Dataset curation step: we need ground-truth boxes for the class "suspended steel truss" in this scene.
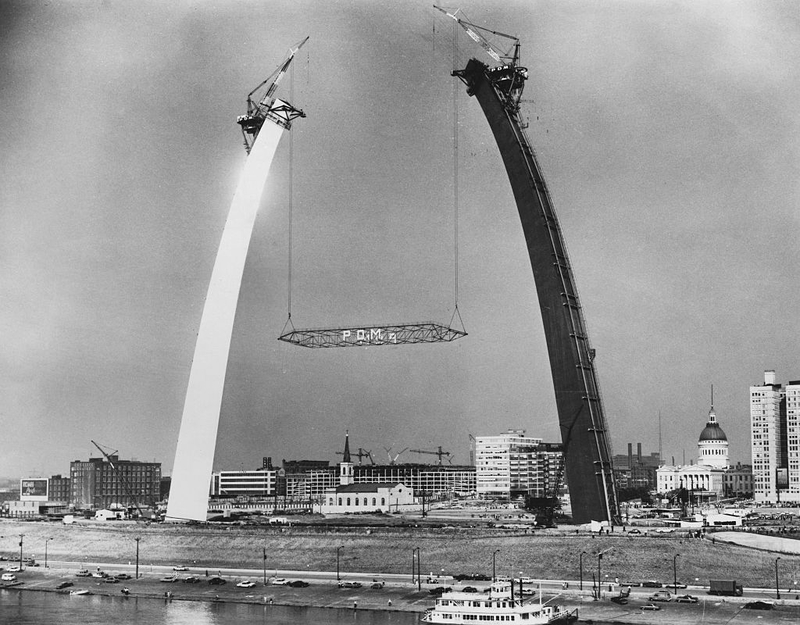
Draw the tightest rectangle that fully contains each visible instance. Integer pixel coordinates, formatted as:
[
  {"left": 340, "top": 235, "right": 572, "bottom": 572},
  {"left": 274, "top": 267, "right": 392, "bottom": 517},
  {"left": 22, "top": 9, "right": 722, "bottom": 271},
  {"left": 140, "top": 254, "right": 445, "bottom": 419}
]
[{"left": 278, "top": 322, "right": 466, "bottom": 348}]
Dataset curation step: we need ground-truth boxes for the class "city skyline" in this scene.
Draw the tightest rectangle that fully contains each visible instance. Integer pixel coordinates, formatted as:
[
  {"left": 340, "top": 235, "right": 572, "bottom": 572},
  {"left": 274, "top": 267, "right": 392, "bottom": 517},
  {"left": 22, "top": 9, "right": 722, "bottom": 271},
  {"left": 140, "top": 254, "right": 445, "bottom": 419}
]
[{"left": 2, "top": 1, "right": 798, "bottom": 479}]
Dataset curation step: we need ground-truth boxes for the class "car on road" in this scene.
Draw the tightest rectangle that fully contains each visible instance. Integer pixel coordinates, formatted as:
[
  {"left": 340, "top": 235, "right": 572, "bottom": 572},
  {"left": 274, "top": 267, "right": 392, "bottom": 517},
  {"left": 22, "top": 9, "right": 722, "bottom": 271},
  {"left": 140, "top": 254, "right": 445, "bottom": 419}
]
[
  {"left": 115, "top": 573, "right": 132, "bottom": 580},
  {"left": 1, "top": 573, "right": 17, "bottom": 582},
  {"left": 272, "top": 578, "right": 290, "bottom": 586},
  {"left": 641, "top": 603, "right": 661, "bottom": 611},
  {"left": 183, "top": 576, "right": 201, "bottom": 584},
  {"left": 290, "top": 580, "right": 310, "bottom": 588},
  {"left": 744, "top": 601, "right": 774, "bottom": 611},
  {"left": 160, "top": 575, "right": 180, "bottom": 583},
  {"left": 236, "top": 580, "right": 256, "bottom": 588},
  {"left": 463, "top": 586, "right": 478, "bottom": 593},
  {"left": 56, "top": 581, "right": 73, "bottom": 590},
  {"left": 675, "top": 594, "right": 698, "bottom": 603},
  {"left": 627, "top": 529, "right": 643, "bottom": 534},
  {"left": 173, "top": 565, "right": 189, "bottom": 571},
  {"left": 76, "top": 570, "right": 91, "bottom": 577},
  {"left": 649, "top": 591, "right": 672, "bottom": 602},
  {"left": 428, "top": 586, "right": 451, "bottom": 596},
  {"left": 338, "top": 580, "right": 362, "bottom": 589},
  {"left": 641, "top": 580, "right": 662, "bottom": 588},
  {"left": 208, "top": 577, "right": 227, "bottom": 585},
  {"left": 7, "top": 566, "right": 21, "bottom": 573}
]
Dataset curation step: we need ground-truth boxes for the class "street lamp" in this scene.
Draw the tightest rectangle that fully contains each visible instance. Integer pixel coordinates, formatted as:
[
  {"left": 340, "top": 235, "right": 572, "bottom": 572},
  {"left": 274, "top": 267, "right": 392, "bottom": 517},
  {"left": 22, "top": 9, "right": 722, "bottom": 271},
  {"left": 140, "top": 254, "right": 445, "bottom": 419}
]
[
  {"left": 579, "top": 551, "right": 587, "bottom": 591},
  {"left": 412, "top": 547, "right": 421, "bottom": 591},
  {"left": 775, "top": 557, "right": 781, "bottom": 599},
  {"left": 336, "top": 545, "right": 344, "bottom": 581},
  {"left": 18, "top": 534, "right": 24, "bottom": 571},
  {"left": 492, "top": 549, "right": 500, "bottom": 581},
  {"left": 673, "top": 553, "right": 680, "bottom": 594},
  {"left": 134, "top": 537, "right": 140, "bottom": 580},
  {"left": 44, "top": 537, "right": 53, "bottom": 569},
  {"left": 596, "top": 553, "right": 603, "bottom": 601}
]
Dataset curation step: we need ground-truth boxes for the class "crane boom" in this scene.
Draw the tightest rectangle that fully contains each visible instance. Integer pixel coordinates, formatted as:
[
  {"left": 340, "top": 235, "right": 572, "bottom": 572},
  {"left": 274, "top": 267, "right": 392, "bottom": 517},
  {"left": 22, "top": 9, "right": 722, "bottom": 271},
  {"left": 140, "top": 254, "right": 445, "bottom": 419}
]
[
  {"left": 91, "top": 440, "right": 146, "bottom": 519},
  {"left": 434, "top": 5, "right": 518, "bottom": 66}
]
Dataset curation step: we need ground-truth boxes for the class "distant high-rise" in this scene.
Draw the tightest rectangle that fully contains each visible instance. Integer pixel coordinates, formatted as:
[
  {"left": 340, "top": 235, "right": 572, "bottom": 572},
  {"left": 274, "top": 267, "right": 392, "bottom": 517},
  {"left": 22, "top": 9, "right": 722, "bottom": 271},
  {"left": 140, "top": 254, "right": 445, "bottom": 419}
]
[{"left": 750, "top": 370, "right": 794, "bottom": 503}]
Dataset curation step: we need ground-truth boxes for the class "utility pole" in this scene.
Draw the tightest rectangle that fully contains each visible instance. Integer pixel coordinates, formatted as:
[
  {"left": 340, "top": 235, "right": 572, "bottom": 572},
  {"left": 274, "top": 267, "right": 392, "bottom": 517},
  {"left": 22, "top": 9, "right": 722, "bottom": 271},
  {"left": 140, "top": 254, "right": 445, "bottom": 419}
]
[
  {"left": 263, "top": 547, "right": 267, "bottom": 586},
  {"left": 18, "top": 534, "right": 24, "bottom": 571},
  {"left": 134, "top": 537, "right": 140, "bottom": 579}
]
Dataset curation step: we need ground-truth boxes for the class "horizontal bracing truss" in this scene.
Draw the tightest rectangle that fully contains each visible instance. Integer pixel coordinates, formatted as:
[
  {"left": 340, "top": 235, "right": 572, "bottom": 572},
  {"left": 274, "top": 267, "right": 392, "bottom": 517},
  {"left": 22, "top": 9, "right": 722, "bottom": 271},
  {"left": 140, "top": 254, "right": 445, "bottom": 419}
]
[{"left": 278, "top": 322, "right": 467, "bottom": 348}]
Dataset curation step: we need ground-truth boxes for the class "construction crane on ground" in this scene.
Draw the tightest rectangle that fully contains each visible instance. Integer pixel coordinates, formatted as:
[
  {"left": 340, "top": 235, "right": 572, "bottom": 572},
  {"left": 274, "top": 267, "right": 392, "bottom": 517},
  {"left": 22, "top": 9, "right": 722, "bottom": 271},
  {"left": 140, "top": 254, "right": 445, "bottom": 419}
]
[
  {"left": 410, "top": 446, "right": 453, "bottom": 465},
  {"left": 236, "top": 35, "right": 309, "bottom": 152},
  {"left": 384, "top": 447, "right": 409, "bottom": 465},
  {"left": 336, "top": 447, "right": 375, "bottom": 465},
  {"left": 90, "top": 440, "right": 146, "bottom": 520}
]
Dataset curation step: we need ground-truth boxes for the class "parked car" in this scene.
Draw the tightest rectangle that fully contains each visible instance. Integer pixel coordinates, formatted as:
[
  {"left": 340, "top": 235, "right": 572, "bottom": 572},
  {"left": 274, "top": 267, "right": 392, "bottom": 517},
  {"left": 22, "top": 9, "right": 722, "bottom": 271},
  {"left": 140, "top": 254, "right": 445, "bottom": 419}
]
[
  {"left": 56, "top": 581, "right": 73, "bottom": 590},
  {"left": 290, "top": 580, "right": 310, "bottom": 588},
  {"left": 610, "top": 596, "right": 628, "bottom": 605},
  {"left": 208, "top": 577, "right": 227, "bottom": 585},
  {"left": 1, "top": 573, "right": 17, "bottom": 582},
  {"left": 642, "top": 580, "right": 663, "bottom": 588},
  {"left": 339, "top": 580, "right": 362, "bottom": 589},
  {"left": 463, "top": 586, "right": 478, "bottom": 593},
  {"left": 649, "top": 591, "right": 672, "bottom": 602},
  {"left": 172, "top": 565, "right": 189, "bottom": 571},
  {"left": 641, "top": 603, "right": 661, "bottom": 611},
  {"left": 370, "top": 581, "right": 385, "bottom": 589},
  {"left": 628, "top": 528, "right": 643, "bottom": 534},
  {"left": 183, "top": 576, "right": 201, "bottom": 584},
  {"left": 236, "top": 580, "right": 256, "bottom": 588},
  {"left": 91, "top": 571, "right": 107, "bottom": 579},
  {"left": 7, "top": 566, "right": 21, "bottom": 573},
  {"left": 76, "top": 569, "right": 91, "bottom": 577},
  {"left": 428, "top": 586, "right": 451, "bottom": 596},
  {"left": 160, "top": 575, "right": 179, "bottom": 583},
  {"left": 115, "top": 573, "right": 132, "bottom": 580},
  {"left": 675, "top": 594, "right": 698, "bottom": 603},
  {"left": 272, "top": 578, "right": 290, "bottom": 586},
  {"left": 744, "top": 601, "right": 774, "bottom": 611}
]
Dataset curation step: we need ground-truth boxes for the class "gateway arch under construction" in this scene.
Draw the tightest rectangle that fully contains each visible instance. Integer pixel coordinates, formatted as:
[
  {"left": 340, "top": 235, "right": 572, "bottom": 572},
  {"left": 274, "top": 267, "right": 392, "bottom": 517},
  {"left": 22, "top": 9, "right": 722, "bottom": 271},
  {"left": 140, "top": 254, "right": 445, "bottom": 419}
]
[{"left": 450, "top": 54, "right": 619, "bottom": 522}]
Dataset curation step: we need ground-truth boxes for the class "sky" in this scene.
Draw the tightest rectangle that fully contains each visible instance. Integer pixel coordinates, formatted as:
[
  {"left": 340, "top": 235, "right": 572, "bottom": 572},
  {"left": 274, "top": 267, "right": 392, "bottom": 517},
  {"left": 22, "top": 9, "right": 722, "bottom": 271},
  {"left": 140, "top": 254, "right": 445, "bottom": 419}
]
[{"left": 2, "top": 0, "right": 798, "bottom": 479}]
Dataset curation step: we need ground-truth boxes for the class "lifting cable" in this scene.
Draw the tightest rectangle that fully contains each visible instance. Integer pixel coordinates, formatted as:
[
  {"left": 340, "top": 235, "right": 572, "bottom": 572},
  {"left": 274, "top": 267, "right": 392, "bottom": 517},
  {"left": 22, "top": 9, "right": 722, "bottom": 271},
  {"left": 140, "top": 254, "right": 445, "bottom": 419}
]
[
  {"left": 450, "top": 16, "right": 466, "bottom": 333},
  {"left": 281, "top": 57, "right": 297, "bottom": 337}
]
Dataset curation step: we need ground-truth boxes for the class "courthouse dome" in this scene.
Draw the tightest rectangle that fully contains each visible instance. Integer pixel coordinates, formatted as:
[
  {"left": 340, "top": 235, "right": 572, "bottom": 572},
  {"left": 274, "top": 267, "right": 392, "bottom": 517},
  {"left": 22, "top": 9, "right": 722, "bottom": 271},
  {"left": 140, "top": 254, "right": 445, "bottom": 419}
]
[{"left": 699, "top": 407, "right": 727, "bottom": 442}]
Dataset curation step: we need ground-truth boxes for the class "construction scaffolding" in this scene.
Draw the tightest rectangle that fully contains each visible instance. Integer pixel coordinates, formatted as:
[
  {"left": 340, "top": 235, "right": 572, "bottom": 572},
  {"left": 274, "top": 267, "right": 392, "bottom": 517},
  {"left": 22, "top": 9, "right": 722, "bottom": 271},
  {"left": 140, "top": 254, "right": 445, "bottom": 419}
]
[{"left": 278, "top": 322, "right": 466, "bottom": 348}]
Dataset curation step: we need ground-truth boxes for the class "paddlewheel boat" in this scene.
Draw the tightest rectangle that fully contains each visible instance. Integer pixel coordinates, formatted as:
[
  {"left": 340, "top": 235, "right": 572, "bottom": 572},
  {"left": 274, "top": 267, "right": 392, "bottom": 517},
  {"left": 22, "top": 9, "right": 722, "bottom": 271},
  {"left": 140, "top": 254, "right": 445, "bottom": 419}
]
[{"left": 421, "top": 582, "right": 578, "bottom": 624}]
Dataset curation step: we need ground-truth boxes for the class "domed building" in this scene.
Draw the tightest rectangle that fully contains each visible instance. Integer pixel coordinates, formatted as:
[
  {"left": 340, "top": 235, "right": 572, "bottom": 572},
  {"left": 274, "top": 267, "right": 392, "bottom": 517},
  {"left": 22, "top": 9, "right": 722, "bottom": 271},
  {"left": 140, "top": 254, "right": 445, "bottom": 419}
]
[
  {"left": 697, "top": 406, "right": 729, "bottom": 469},
  {"left": 657, "top": 398, "right": 751, "bottom": 501}
]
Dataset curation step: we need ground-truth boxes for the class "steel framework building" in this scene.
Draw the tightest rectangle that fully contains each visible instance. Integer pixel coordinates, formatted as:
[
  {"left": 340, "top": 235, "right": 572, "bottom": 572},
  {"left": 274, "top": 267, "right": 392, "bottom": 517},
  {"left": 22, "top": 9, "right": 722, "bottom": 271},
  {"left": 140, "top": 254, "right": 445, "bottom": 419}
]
[{"left": 453, "top": 58, "right": 619, "bottom": 523}]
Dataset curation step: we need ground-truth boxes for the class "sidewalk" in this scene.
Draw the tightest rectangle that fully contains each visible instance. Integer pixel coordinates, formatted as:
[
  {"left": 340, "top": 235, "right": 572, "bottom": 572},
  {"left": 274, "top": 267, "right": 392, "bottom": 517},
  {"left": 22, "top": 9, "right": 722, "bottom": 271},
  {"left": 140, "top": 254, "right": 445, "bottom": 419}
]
[{"left": 713, "top": 531, "right": 800, "bottom": 555}]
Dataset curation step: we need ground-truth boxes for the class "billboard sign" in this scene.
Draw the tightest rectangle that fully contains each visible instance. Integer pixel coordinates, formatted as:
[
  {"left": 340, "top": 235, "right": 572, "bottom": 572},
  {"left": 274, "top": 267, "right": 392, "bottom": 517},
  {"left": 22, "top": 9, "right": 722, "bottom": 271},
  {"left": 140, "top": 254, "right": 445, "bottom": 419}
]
[{"left": 20, "top": 478, "right": 49, "bottom": 502}]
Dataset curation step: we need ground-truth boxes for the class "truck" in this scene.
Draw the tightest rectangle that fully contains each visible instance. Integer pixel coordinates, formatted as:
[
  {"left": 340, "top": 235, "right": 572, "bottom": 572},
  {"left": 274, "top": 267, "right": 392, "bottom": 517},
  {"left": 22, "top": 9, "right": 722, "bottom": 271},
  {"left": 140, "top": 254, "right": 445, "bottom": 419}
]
[{"left": 709, "top": 580, "right": 743, "bottom": 596}]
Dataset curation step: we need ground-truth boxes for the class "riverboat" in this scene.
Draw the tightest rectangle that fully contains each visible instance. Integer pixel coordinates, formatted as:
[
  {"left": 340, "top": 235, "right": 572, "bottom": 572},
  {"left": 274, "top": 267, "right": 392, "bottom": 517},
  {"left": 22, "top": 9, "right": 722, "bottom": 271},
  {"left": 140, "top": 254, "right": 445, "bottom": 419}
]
[{"left": 421, "top": 582, "right": 578, "bottom": 624}]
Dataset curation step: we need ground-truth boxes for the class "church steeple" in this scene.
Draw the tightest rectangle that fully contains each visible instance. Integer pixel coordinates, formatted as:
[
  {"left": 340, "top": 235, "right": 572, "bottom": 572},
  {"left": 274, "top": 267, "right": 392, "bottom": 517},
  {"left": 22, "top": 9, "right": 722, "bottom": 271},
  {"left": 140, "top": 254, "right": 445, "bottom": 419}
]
[
  {"left": 339, "top": 431, "right": 354, "bottom": 485},
  {"left": 342, "top": 431, "right": 351, "bottom": 463}
]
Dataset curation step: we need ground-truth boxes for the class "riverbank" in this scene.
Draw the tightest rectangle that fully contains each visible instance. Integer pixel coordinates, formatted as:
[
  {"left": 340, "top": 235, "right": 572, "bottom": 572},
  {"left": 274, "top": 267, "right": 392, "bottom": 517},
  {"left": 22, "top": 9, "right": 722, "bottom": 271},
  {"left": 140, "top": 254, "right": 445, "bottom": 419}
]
[
  {"left": 4, "top": 566, "right": 800, "bottom": 624},
  {"left": 3, "top": 517, "right": 800, "bottom": 624}
]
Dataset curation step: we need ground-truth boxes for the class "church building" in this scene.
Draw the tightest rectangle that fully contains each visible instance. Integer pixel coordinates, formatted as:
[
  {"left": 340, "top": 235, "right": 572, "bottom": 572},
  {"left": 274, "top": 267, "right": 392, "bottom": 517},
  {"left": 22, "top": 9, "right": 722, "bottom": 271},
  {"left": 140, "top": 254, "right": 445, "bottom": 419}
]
[{"left": 320, "top": 433, "right": 415, "bottom": 514}]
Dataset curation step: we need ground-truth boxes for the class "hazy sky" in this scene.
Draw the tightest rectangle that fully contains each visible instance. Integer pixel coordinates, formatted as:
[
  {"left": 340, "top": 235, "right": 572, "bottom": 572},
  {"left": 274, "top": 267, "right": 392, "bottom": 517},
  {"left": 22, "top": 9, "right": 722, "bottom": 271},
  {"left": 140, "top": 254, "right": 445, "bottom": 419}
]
[{"left": 2, "top": 1, "right": 798, "bottom": 479}]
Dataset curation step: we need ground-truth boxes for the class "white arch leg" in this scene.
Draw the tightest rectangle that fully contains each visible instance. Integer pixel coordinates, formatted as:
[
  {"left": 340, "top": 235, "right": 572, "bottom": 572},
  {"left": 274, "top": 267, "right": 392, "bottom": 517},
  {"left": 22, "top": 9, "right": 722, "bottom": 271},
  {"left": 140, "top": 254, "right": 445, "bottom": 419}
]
[{"left": 165, "top": 118, "right": 285, "bottom": 522}]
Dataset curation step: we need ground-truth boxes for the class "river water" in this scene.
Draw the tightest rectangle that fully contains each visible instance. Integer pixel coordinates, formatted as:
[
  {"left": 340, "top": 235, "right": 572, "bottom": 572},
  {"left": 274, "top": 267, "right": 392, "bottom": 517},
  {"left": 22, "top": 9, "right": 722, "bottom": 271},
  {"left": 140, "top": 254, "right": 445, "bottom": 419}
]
[{"left": 0, "top": 589, "right": 420, "bottom": 625}]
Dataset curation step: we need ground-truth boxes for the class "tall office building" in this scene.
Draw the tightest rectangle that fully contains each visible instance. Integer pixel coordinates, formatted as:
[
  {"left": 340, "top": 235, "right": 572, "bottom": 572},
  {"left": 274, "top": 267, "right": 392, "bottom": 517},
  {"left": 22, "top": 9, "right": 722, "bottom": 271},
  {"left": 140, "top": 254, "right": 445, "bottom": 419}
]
[
  {"left": 474, "top": 429, "right": 563, "bottom": 499},
  {"left": 750, "top": 370, "right": 796, "bottom": 503}
]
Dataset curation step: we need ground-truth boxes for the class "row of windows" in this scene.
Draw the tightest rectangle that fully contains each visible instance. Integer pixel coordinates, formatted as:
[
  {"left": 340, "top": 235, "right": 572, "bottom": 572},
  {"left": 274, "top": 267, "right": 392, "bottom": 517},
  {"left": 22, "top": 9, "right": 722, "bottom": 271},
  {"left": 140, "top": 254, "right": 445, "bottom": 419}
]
[{"left": 331, "top": 497, "right": 387, "bottom": 507}]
